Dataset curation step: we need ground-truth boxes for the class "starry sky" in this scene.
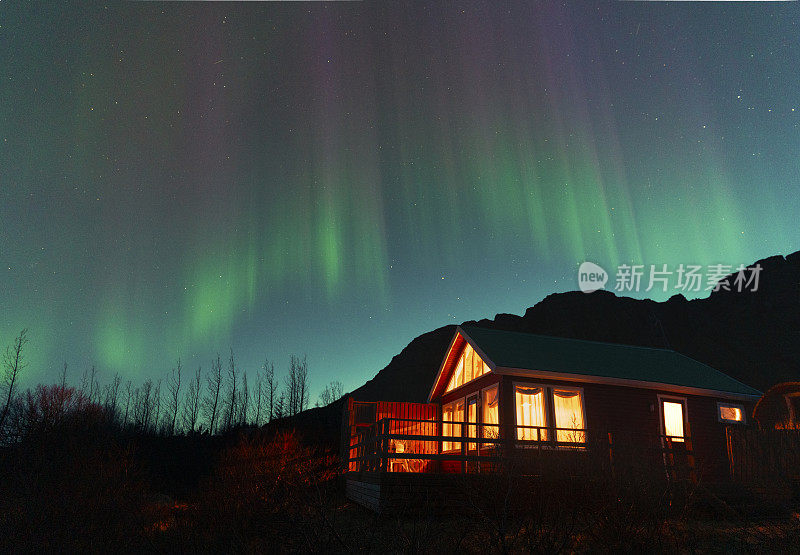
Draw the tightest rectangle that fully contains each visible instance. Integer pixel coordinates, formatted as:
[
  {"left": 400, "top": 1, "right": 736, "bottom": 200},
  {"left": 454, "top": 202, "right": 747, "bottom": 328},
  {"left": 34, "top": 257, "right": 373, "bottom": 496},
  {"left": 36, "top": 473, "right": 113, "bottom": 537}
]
[{"left": 1, "top": 1, "right": 798, "bottom": 398}]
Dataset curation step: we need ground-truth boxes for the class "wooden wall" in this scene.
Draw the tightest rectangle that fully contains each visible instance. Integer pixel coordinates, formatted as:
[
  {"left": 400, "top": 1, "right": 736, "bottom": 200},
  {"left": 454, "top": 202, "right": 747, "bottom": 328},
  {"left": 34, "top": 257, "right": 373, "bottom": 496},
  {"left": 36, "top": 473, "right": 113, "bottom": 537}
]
[{"left": 497, "top": 374, "right": 756, "bottom": 481}]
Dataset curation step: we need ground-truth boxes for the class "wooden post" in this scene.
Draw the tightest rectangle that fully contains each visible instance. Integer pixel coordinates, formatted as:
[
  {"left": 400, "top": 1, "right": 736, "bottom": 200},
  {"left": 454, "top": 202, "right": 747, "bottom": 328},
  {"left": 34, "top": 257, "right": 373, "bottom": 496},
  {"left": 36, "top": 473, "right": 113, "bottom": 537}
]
[
  {"left": 607, "top": 431, "right": 614, "bottom": 478},
  {"left": 461, "top": 416, "right": 467, "bottom": 474},
  {"left": 725, "top": 427, "right": 735, "bottom": 480},
  {"left": 684, "top": 420, "right": 697, "bottom": 483},
  {"left": 499, "top": 377, "right": 516, "bottom": 456},
  {"left": 379, "top": 418, "right": 389, "bottom": 472}
]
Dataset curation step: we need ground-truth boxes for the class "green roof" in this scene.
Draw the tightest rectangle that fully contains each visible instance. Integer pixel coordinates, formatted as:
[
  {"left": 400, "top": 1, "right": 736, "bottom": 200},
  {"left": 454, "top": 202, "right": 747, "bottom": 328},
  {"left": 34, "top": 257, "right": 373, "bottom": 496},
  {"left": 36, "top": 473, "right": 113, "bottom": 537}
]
[{"left": 460, "top": 326, "right": 762, "bottom": 398}]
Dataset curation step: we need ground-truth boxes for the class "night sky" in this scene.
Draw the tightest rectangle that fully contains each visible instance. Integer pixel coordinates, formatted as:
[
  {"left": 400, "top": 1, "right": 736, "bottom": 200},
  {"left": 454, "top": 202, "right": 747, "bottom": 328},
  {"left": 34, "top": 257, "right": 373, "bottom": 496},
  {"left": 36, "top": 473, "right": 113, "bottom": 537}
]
[{"left": 2, "top": 2, "right": 798, "bottom": 397}]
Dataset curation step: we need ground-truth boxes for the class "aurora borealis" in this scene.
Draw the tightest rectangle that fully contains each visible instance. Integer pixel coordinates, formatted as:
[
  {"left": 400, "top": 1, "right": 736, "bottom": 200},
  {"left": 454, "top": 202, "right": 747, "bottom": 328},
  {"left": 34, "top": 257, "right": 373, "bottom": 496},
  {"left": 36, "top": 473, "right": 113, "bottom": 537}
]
[{"left": 1, "top": 2, "right": 798, "bottom": 396}]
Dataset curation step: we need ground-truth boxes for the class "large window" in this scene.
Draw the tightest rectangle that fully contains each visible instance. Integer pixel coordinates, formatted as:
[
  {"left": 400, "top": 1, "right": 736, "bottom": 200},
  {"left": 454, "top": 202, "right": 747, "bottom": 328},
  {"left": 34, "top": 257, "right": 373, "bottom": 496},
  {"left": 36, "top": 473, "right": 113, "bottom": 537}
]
[
  {"left": 482, "top": 385, "right": 499, "bottom": 439},
  {"left": 553, "top": 389, "right": 586, "bottom": 443},
  {"left": 515, "top": 386, "right": 548, "bottom": 441},
  {"left": 442, "top": 399, "right": 464, "bottom": 452},
  {"left": 514, "top": 384, "right": 587, "bottom": 444},
  {"left": 443, "top": 386, "right": 500, "bottom": 452},
  {"left": 445, "top": 343, "right": 489, "bottom": 392}
]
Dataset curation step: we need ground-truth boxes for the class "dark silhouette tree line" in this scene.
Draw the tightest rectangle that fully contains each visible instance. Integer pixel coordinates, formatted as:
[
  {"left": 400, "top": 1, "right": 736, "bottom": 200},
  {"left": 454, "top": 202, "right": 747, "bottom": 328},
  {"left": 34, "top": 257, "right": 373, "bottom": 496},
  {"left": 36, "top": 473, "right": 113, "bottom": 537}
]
[{"left": 0, "top": 328, "right": 347, "bottom": 443}]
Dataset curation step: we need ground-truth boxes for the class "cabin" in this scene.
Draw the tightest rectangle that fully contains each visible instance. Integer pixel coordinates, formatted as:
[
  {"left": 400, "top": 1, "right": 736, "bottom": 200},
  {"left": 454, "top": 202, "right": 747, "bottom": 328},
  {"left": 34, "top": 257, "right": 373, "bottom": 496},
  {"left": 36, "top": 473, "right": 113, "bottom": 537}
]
[{"left": 343, "top": 326, "right": 763, "bottom": 511}]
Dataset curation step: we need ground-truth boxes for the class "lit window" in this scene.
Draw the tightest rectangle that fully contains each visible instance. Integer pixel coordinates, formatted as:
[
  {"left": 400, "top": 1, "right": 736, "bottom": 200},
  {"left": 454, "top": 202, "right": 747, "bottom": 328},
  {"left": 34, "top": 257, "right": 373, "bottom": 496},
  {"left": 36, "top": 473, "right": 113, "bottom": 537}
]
[
  {"left": 553, "top": 389, "right": 586, "bottom": 443},
  {"left": 467, "top": 397, "right": 478, "bottom": 450},
  {"left": 446, "top": 356, "right": 463, "bottom": 392},
  {"left": 515, "top": 386, "right": 547, "bottom": 441},
  {"left": 482, "top": 385, "right": 499, "bottom": 439},
  {"left": 445, "top": 343, "right": 489, "bottom": 392},
  {"left": 464, "top": 346, "right": 474, "bottom": 384},
  {"left": 663, "top": 401, "right": 685, "bottom": 442},
  {"left": 443, "top": 400, "right": 464, "bottom": 451},
  {"left": 718, "top": 402, "right": 745, "bottom": 424}
]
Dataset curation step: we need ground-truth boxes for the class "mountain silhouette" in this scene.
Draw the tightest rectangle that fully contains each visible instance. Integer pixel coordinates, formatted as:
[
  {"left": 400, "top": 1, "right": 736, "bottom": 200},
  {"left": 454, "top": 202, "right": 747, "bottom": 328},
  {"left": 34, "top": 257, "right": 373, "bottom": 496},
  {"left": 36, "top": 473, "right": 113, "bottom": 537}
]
[{"left": 290, "top": 251, "right": 800, "bottom": 442}]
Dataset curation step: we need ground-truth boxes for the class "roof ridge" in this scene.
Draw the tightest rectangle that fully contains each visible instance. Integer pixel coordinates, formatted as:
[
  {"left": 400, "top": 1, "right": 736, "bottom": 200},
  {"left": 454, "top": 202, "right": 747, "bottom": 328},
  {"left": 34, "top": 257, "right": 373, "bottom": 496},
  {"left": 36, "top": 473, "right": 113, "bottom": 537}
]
[
  {"left": 670, "top": 351, "right": 762, "bottom": 395},
  {"left": 460, "top": 324, "right": 676, "bottom": 353}
]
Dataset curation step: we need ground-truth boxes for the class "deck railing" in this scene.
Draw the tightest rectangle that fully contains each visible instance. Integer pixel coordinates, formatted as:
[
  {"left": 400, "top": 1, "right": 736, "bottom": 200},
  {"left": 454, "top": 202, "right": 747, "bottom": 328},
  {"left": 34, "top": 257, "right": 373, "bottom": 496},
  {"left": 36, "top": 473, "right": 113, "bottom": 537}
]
[{"left": 346, "top": 417, "right": 695, "bottom": 479}]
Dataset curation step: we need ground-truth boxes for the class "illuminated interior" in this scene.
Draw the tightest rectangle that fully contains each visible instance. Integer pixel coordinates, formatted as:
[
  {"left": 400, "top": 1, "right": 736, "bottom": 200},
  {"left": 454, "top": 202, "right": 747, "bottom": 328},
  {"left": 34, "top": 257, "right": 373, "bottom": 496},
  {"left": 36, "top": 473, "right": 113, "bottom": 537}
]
[
  {"left": 719, "top": 403, "right": 744, "bottom": 423},
  {"left": 553, "top": 389, "right": 586, "bottom": 443},
  {"left": 445, "top": 342, "right": 489, "bottom": 392},
  {"left": 482, "top": 385, "right": 499, "bottom": 439},
  {"left": 442, "top": 399, "right": 464, "bottom": 452},
  {"left": 662, "top": 400, "right": 685, "bottom": 442},
  {"left": 467, "top": 397, "right": 478, "bottom": 450},
  {"left": 515, "top": 385, "right": 587, "bottom": 443},
  {"left": 515, "top": 385, "right": 548, "bottom": 441}
]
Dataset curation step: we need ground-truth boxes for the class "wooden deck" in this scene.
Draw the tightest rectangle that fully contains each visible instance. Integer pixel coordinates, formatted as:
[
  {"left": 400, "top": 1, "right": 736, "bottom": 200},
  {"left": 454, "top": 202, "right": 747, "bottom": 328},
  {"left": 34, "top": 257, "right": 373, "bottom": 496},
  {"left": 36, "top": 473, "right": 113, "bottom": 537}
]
[
  {"left": 342, "top": 399, "right": 702, "bottom": 512},
  {"left": 344, "top": 419, "right": 696, "bottom": 511},
  {"left": 346, "top": 471, "right": 509, "bottom": 513}
]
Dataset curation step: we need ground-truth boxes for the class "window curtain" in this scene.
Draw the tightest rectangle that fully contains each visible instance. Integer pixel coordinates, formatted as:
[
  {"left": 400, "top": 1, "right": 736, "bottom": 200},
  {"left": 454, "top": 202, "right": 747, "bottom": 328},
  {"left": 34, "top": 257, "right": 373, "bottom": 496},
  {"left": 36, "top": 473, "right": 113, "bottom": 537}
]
[
  {"left": 553, "top": 390, "right": 586, "bottom": 443},
  {"left": 482, "top": 386, "right": 499, "bottom": 439},
  {"left": 719, "top": 405, "right": 742, "bottom": 422},
  {"left": 662, "top": 401, "right": 685, "bottom": 442},
  {"left": 515, "top": 386, "right": 547, "bottom": 440}
]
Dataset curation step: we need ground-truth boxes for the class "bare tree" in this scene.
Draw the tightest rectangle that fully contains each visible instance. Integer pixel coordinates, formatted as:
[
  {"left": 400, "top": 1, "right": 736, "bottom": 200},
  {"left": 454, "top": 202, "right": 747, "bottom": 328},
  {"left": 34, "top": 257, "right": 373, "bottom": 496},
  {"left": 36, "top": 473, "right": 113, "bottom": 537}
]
[
  {"left": 317, "top": 380, "right": 344, "bottom": 407},
  {"left": 104, "top": 373, "right": 122, "bottom": 419},
  {"left": 132, "top": 379, "right": 153, "bottom": 433},
  {"left": 152, "top": 379, "right": 162, "bottom": 434},
  {"left": 286, "top": 359, "right": 297, "bottom": 417},
  {"left": 59, "top": 361, "right": 68, "bottom": 389},
  {"left": 182, "top": 366, "right": 202, "bottom": 433},
  {"left": 203, "top": 354, "right": 223, "bottom": 434},
  {"left": 264, "top": 359, "right": 276, "bottom": 423},
  {"left": 0, "top": 329, "right": 28, "bottom": 439},
  {"left": 238, "top": 371, "right": 249, "bottom": 426},
  {"left": 167, "top": 358, "right": 182, "bottom": 435},
  {"left": 123, "top": 380, "right": 132, "bottom": 426},
  {"left": 224, "top": 348, "right": 238, "bottom": 430},
  {"left": 80, "top": 366, "right": 99, "bottom": 403},
  {"left": 297, "top": 356, "right": 309, "bottom": 414},
  {"left": 254, "top": 365, "right": 264, "bottom": 426},
  {"left": 285, "top": 355, "right": 310, "bottom": 416}
]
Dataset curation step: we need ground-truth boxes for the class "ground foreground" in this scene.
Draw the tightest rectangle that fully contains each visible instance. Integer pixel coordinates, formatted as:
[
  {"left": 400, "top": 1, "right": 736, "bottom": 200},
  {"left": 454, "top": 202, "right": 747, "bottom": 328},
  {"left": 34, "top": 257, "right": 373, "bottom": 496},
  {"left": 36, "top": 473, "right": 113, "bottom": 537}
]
[{"left": 1, "top": 424, "right": 799, "bottom": 553}]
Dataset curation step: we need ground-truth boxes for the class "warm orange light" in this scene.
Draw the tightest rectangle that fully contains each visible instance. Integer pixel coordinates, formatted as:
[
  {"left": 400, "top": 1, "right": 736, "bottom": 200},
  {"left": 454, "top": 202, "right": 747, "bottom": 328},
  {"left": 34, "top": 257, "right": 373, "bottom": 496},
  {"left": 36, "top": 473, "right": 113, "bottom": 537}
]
[
  {"left": 515, "top": 386, "right": 547, "bottom": 440},
  {"left": 553, "top": 389, "right": 585, "bottom": 443},
  {"left": 663, "top": 401, "right": 685, "bottom": 442},
  {"left": 445, "top": 343, "right": 489, "bottom": 393},
  {"left": 482, "top": 385, "right": 499, "bottom": 439},
  {"left": 719, "top": 405, "right": 743, "bottom": 422}
]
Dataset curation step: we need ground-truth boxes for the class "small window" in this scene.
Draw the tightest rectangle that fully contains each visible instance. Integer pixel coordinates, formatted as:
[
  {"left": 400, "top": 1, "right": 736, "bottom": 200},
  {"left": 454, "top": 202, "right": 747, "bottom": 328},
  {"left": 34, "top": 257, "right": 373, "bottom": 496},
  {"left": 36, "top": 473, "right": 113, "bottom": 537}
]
[{"left": 718, "top": 402, "right": 746, "bottom": 424}]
